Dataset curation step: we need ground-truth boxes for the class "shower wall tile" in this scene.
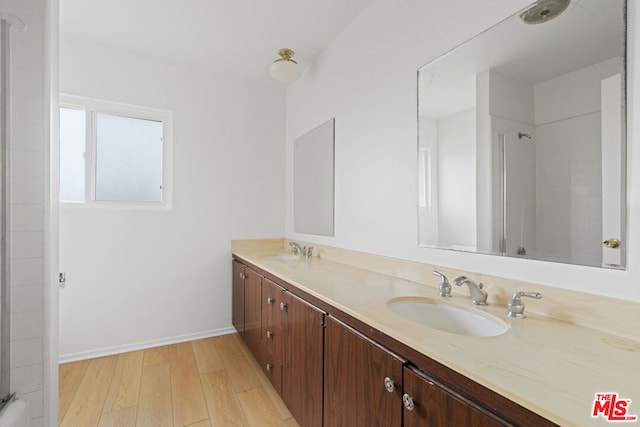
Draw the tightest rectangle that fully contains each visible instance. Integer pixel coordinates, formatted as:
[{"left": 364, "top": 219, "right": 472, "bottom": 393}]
[
  {"left": 10, "top": 17, "right": 43, "bottom": 49},
  {"left": 6, "top": 0, "right": 45, "bottom": 21},
  {"left": 10, "top": 338, "right": 42, "bottom": 368},
  {"left": 9, "top": 205, "right": 43, "bottom": 231},
  {"left": 10, "top": 285, "right": 43, "bottom": 313},
  {"left": 12, "top": 67, "right": 43, "bottom": 99},
  {"left": 10, "top": 149, "right": 44, "bottom": 177},
  {"left": 11, "top": 95, "right": 45, "bottom": 125},
  {"left": 9, "top": 176, "right": 43, "bottom": 204},
  {"left": 12, "top": 40, "right": 44, "bottom": 73},
  {"left": 11, "top": 122, "right": 45, "bottom": 151},
  {"left": 535, "top": 81, "right": 604, "bottom": 266},
  {"left": 11, "top": 312, "right": 43, "bottom": 341},
  {"left": 10, "top": 231, "right": 44, "bottom": 259},
  {"left": 10, "top": 258, "right": 43, "bottom": 286},
  {"left": 10, "top": 363, "right": 43, "bottom": 394},
  {"left": 6, "top": 0, "right": 47, "bottom": 423},
  {"left": 22, "top": 390, "right": 43, "bottom": 419}
]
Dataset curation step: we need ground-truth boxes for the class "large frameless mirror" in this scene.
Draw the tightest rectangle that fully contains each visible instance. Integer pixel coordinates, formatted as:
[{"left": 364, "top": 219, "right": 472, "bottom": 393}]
[
  {"left": 418, "top": 0, "right": 626, "bottom": 269},
  {"left": 294, "top": 118, "right": 335, "bottom": 236}
]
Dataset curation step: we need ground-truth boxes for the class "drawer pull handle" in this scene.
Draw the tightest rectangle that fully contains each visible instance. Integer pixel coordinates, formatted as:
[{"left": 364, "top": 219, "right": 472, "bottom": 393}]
[
  {"left": 384, "top": 377, "right": 395, "bottom": 393},
  {"left": 403, "top": 393, "right": 415, "bottom": 411}
]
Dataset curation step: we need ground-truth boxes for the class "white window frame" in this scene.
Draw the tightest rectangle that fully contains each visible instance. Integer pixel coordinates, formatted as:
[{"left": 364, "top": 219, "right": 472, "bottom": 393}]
[{"left": 59, "top": 94, "right": 174, "bottom": 210}]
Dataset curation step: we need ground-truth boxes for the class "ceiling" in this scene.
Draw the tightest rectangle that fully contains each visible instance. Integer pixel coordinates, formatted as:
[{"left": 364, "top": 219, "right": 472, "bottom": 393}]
[
  {"left": 418, "top": 0, "right": 625, "bottom": 119},
  {"left": 60, "top": 0, "right": 370, "bottom": 84}
]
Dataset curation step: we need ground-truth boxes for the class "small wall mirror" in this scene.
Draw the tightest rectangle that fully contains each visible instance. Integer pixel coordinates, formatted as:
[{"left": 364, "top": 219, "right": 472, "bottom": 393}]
[
  {"left": 294, "top": 118, "right": 335, "bottom": 236},
  {"left": 418, "top": 0, "right": 626, "bottom": 269}
]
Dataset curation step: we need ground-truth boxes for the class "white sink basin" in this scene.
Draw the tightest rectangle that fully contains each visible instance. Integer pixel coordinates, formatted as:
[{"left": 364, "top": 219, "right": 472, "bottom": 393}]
[
  {"left": 262, "top": 254, "right": 300, "bottom": 261},
  {"left": 387, "top": 297, "right": 508, "bottom": 337}
]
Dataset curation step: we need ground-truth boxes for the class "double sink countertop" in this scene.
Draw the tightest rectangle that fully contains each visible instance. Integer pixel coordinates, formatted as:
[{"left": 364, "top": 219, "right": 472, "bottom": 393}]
[{"left": 232, "top": 242, "right": 640, "bottom": 426}]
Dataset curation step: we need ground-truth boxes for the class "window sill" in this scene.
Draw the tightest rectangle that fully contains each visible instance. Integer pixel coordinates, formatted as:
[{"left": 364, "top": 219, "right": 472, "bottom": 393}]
[{"left": 60, "top": 201, "right": 173, "bottom": 211}]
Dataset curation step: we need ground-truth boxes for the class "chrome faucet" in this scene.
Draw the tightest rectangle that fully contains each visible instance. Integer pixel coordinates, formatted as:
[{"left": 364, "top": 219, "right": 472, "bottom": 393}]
[
  {"left": 289, "top": 242, "right": 302, "bottom": 255},
  {"left": 507, "top": 292, "right": 542, "bottom": 318},
  {"left": 453, "top": 276, "right": 488, "bottom": 305},
  {"left": 302, "top": 246, "right": 313, "bottom": 258},
  {"left": 432, "top": 270, "right": 451, "bottom": 297}
]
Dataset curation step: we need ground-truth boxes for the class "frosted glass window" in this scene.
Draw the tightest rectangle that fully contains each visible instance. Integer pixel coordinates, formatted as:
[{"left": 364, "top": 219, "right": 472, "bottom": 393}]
[
  {"left": 59, "top": 107, "right": 86, "bottom": 202},
  {"left": 95, "top": 113, "right": 163, "bottom": 202}
]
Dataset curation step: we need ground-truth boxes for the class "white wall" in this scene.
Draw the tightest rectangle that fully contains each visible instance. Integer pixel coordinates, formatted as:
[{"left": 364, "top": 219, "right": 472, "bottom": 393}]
[
  {"left": 3, "top": 0, "right": 49, "bottom": 425},
  {"left": 489, "top": 70, "right": 534, "bottom": 125},
  {"left": 286, "top": 0, "right": 640, "bottom": 302},
  {"left": 59, "top": 36, "right": 285, "bottom": 359}
]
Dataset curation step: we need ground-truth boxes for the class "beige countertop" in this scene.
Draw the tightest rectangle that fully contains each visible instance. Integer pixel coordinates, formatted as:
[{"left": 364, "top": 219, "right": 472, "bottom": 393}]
[{"left": 232, "top": 242, "right": 640, "bottom": 427}]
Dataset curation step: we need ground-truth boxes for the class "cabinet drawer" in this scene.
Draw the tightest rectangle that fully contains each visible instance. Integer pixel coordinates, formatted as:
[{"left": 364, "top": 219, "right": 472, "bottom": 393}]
[
  {"left": 263, "top": 354, "right": 283, "bottom": 396},
  {"left": 403, "top": 365, "right": 504, "bottom": 427},
  {"left": 263, "top": 278, "right": 284, "bottom": 327},
  {"left": 263, "top": 324, "right": 282, "bottom": 361}
]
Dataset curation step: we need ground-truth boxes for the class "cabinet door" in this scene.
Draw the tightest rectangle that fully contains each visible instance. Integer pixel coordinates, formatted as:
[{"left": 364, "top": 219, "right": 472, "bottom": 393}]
[
  {"left": 231, "top": 260, "right": 245, "bottom": 337},
  {"left": 403, "top": 366, "right": 503, "bottom": 427},
  {"left": 324, "top": 317, "right": 403, "bottom": 427},
  {"left": 243, "top": 267, "right": 263, "bottom": 363},
  {"left": 262, "top": 278, "right": 284, "bottom": 395},
  {"left": 282, "top": 291, "right": 324, "bottom": 427}
]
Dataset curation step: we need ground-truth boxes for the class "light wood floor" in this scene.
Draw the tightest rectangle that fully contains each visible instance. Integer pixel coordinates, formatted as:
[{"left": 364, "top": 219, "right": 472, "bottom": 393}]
[{"left": 59, "top": 333, "right": 300, "bottom": 427}]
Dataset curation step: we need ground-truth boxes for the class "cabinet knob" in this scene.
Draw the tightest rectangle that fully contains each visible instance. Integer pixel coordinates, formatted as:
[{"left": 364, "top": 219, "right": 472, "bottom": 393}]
[
  {"left": 240, "top": 272, "right": 246, "bottom": 279},
  {"left": 267, "top": 297, "right": 274, "bottom": 305},
  {"left": 402, "top": 393, "right": 415, "bottom": 411},
  {"left": 280, "top": 302, "right": 287, "bottom": 311},
  {"left": 384, "top": 377, "right": 395, "bottom": 393},
  {"left": 266, "top": 363, "right": 272, "bottom": 372},
  {"left": 266, "top": 330, "right": 273, "bottom": 339}
]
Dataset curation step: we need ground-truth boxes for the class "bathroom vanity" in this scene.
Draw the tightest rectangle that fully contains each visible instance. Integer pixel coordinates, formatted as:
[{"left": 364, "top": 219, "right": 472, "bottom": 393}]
[
  {"left": 230, "top": 239, "right": 639, "bottom": 426},
  {"left": 233, "top": 256, "right": 528, "bottom": 426}
]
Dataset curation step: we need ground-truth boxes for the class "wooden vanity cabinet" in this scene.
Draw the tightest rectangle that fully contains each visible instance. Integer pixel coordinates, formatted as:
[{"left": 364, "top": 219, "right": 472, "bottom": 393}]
[
  {"left": 261, "top": 278, "right": 284, "bottom": 394},
  {"left": 324, "top": 316, "right": 404, "bottom": 427},
  {"left": 231, "top": 257, "right": 555, "bottom": 427},
  {"left": 403, "top": 365, "right": 504, "bottom": 427},
  {"left": 323, "top": 316, "right": 501, "bottom": 427},
  {"left": 231, "top": 260, "right": 246, "bottom": 337},
  {"left": 281, "top": 291, "right": 325, "bottom": 427},
  {"left": 243, "top": 266, "right": 263, "bottom": 364},
  {"left": 232, "top": 259, "right": 325, "bottom": 426}
]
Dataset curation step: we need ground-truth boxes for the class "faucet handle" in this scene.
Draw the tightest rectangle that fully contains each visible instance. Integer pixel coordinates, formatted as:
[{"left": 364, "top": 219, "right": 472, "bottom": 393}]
[
  {"left": 432, "top": 270, "right": 451, "bottom": 297},
  {"left": 507, "top": 292, "right": 542, "bottom": 318},
  {"left": 303, "top": 246, "right": 314, "bottom": 258},
  {"left": 433, "top": 270, "right": 447, "bottom": 280},
  {"left": 289, "top": 241, "right": 300, "bottom": 254}
]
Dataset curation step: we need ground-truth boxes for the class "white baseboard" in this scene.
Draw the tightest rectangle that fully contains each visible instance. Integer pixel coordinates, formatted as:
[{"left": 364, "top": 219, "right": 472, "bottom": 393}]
[{"left": 58, "top": 326, "right": 237, "bottom": 364}]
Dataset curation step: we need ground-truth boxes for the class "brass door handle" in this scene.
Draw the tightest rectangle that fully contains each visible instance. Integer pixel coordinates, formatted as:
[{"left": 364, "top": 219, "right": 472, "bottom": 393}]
[{"left": 604, "top": 238, "right": 620, "bottom": 248}]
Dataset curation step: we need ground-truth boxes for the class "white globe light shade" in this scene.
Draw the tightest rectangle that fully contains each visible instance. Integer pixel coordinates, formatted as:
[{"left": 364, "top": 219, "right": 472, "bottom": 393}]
[{"left": 269, "top": 59, "right": 301, "bottom": 83}]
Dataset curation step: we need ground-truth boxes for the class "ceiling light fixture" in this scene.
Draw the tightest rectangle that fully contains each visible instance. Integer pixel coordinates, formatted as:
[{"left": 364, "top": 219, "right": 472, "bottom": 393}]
[{"left": 269, "top": 48, "right": 301, "bottom": 83}]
